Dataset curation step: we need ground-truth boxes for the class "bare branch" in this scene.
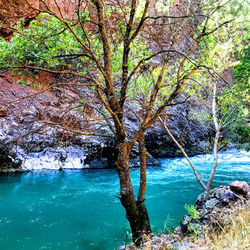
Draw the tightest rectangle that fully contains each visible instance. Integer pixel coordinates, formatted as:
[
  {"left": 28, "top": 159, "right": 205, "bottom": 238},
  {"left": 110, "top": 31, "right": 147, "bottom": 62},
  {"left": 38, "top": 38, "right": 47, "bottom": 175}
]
[{"left": 159, "top": 116, "right": 208, "bottom": 190}]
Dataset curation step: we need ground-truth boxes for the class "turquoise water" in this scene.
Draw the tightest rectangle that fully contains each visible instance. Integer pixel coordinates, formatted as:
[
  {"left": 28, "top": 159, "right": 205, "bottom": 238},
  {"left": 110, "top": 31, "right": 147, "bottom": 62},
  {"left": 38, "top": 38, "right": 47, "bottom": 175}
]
[{"left": 0, "top": 150, "right": 249, "bottom": 250}]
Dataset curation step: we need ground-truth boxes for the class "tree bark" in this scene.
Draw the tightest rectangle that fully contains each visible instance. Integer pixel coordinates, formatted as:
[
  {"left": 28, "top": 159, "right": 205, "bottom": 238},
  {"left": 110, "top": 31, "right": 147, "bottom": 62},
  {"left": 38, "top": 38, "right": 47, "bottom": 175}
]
[
  {"left": 207, "top": 82, "right": 220, "bottom": 189},
  {"left": 137, "top": 132, "right": 151, "bottom": 237},
  {"left": 116, "top": 139, "right": 151, "bottom": 245},
  {"left": 138, "top": 132, "right": 147, "bottom": 199}
]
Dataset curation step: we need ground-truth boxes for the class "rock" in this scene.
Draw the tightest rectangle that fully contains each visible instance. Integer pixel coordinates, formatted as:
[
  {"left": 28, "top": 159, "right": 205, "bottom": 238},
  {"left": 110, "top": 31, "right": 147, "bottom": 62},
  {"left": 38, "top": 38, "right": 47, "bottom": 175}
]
[
  {"left": 21, "top": 146, "right": 87, "bottom": 170},
  {"left": 151, "top": 236, "right": 162, "bottom": 244},
  {"left": 187, "top": 222, "right": 204, "bottom": 235},
  {"left": 180, "top": 215, "right": 191, "bottom": 233},
  {"left": 204, "top": 198, "right": 219, "bottom": 210},
  {"left": 129, "top": 154, "right": 161, "bottom": 168},
  {"left": 181, "top": 239, "right": 196, "bottom": 248},
  {"left": 246, "top": 192, "right": 250, "bottom": 199},
  {"left": 0, "top": 73, "right": 215, "bottom": 172},
  {"left": 89, "top": 158, "right": 108, "bottom": 169},
  {"left": 146, "top": 153, "right": 161, "bottom": 166},
  {"left": 230, "top": 181, "right": 250, "bottom": 195},
  {"left": 0, "top": 0, "right": 86, "bottom": 40},
  {"left": 0, "top": 0, "right": 39, "bottom": 40},
  {"left": 196, "top": 186, "right": 229, "bottom": 209},
  {"left": 220, "top": 191, "right": 236, "bottom": 204},
  {"left": 145, "top": 100, "right": 213, "bottom": 158}
]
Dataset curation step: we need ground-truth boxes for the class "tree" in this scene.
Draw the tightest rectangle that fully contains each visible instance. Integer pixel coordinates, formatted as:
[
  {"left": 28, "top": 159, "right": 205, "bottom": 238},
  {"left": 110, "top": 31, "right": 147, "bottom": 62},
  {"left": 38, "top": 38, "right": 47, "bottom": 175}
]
[
  {"left": 159, "top": 79, "right": 220, "bottom": 191},
  {"left": 159, "top": 0, "right": 249, "bottom": 191},
  {"left": 0, "top": 0, "right": 234, "bottom": 244}
]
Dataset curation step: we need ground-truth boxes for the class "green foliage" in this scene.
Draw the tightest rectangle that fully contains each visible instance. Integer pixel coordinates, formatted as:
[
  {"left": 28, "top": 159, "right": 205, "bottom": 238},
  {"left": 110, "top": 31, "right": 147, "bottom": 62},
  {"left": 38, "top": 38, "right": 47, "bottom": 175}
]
[
  {"left": 219, "top": 44, "right": 249, "bottom": 145},
  {"left": 155, "top": 0, "right": 174, "bottom": 13},
  {"left": 17, "top": 79, "right": 26, "bottom": 85},
  {"left": 188, "top": 0, "right": 249, "bottom": 147},
  {"left": 244, "top": 144, "right": 250, "bottom": 151},
  {"left": 185, "top": 204, "right": 200, "bottom": 221},
  {"left": 187, "top": 223, "right": 201, "bottom": 236},
  {"left": 0, "top": 13, "right": 82, "bottom": 71},
  {"left": 185, "top": 204, "right": 202, "bottom": 236},
  {"left": 17, "top": 79, "right": 41, "bottom": 88},
  {"left": 233, "top": 46, "right": 250, "bottom": 88}
]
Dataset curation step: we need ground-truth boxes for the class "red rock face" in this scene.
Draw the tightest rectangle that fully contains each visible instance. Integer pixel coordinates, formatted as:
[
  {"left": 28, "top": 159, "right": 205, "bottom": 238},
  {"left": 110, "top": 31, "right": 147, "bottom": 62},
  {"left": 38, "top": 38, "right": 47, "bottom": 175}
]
[
  {"left": 0, "top": 0, "right": 86, "bottom": 40},
  {"left": 0, "top": 72, "right": 94, "bottom": 130},
  {"left": 0, "top": 0, "right": 197, "bottom": 41},
  {"left": 0, "top": 0, "right": 39, "bottom": 40}
]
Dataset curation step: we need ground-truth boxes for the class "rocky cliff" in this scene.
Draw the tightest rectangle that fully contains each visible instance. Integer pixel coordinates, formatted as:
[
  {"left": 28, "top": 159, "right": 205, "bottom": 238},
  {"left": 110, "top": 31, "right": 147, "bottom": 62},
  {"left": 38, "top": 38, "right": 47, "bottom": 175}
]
[{"left": 0, "top": 72, "right": 213, "bottom": 171}]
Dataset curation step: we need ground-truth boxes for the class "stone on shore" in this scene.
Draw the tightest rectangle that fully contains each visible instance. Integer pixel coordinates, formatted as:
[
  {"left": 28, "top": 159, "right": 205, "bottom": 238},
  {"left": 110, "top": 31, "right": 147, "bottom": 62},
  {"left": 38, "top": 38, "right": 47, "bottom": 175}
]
[{"left": 230, "top": 180, "right": 250, "bottom": 195}]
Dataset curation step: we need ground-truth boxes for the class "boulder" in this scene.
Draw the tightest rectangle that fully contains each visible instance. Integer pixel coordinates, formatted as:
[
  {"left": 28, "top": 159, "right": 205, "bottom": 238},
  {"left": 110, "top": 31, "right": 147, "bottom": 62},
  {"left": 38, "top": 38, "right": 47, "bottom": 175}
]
[
  {"left": 195, "top": 186, "right": 229, "bottom": 210},
  {"left": 220, "top": 191, "right": 237, "bottom": 204},
  {"left": 204, "top": 198, "right": 219, "bottom": 210},
  {"left": 230, "top": 181, "right": 250, "bottom": 195},
  {"left": 246, "top": 192, "right": 250, "bottom": 199},
  {"left": 180, "top": 215, "right": 191, "bottom": 233}
]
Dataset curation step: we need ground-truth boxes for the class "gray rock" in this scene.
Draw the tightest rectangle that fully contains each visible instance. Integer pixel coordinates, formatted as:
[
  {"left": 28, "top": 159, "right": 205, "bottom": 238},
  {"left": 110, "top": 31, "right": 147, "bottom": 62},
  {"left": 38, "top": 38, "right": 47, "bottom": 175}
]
[
  {"left": 196, "top": 186, "right": 229, "bottom": 209},
  {"left": 146, "top": 153, "right": 161, "bottom": 166},
  {"left": 204, "top": 198, "right": 219, "bottom": 210},
  {"left": 180, "top": 215, "right": 191, "bottom": 233},
  {"left": 172, "top": 241, "right": 186, "bottom": 250},
  {"left": 182, "top": 239, "right": 196, "bottom": 248},
  {"left": 89, "top": 158, "right": 108, "bottom": 169},
  {"left": 220, "top": 191, "right": 236, "bottom": 204},
  {"left": 145, "top": 100, "right": 213, "bottom": 158}
]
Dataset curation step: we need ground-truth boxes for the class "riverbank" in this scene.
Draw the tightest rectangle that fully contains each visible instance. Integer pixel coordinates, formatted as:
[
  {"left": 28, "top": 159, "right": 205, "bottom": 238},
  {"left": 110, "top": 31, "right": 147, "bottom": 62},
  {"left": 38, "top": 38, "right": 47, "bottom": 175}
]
[{"left": 124, "top": 182, "right": 250, "bottom": 250}]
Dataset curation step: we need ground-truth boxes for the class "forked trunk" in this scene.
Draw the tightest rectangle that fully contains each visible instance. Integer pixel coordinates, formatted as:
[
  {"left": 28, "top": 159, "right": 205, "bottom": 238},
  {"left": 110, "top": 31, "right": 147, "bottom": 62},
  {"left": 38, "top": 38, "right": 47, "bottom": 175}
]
[{"left": 116, "top": 140, "right": 151, "bottom": 245}]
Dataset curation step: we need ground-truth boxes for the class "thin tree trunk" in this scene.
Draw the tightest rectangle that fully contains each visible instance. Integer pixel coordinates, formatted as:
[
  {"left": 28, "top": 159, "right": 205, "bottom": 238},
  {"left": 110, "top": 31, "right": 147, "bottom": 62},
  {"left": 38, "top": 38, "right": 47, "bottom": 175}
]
[
  {"left": 159, "top": 117, "right": 208, "bottom": 190},
  {"left": 207, "top": 83, "right": 220, "bottom": 189},
  {"left": 138, "top": 133, "right": 147, "bottom": 200},
  {"left": 207, "top": 130, "right": 220, "bottom": 189},
  {"left": 137, "top": 132, "right": 151, "bottom": 237},
  {"left": 116, "top": 139, "right": 151, "bottom": 245}
]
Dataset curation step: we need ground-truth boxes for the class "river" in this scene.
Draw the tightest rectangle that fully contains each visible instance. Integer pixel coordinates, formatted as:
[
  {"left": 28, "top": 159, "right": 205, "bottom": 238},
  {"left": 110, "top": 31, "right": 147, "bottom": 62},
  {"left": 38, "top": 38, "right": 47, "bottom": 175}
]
[{"left": 0, "top": 150, "right": 249, "bottom": 249}]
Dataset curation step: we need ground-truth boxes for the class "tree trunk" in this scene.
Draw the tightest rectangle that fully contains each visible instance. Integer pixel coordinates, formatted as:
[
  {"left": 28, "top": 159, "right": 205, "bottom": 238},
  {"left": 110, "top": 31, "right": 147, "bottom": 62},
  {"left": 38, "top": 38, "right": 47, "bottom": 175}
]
[
  {"left": 137, "top": 132, "right": 151, "bottom": 237},
  {"left": 207, "top": 82, "right": 220, "bottom": 189},
  {"left": 116, "top": 140, "right": 151, "bottom": 245}
]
